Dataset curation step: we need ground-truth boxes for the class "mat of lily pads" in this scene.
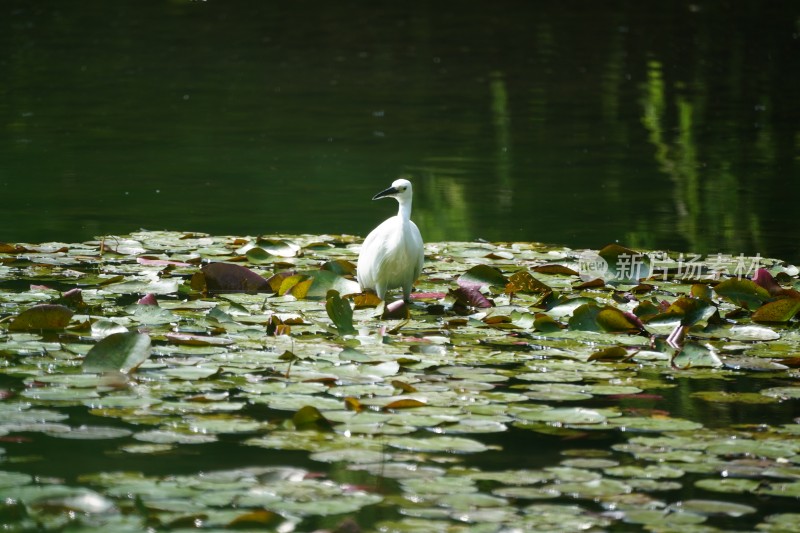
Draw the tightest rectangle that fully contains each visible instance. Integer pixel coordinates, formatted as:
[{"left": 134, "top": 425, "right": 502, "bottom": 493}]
[{"left": 0, "top": 231, "right": 799, "bottom": 532}]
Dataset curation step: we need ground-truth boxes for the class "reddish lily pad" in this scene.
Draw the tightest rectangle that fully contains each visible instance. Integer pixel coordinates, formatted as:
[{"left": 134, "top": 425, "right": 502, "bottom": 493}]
[
  {"left": 751, "top": 297, "right": 800, "bottom": 323},
  {"left": 201, "top": 262, "right": 271, "bottom": 294}
]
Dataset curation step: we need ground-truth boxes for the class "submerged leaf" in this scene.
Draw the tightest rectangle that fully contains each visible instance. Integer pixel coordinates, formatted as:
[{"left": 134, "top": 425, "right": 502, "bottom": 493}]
[
  {"left": 82, "top": 332, "right": 152, "bottom": 374},
  {"left": 9, "top": 304, "right": 73, "bottom": 331}
]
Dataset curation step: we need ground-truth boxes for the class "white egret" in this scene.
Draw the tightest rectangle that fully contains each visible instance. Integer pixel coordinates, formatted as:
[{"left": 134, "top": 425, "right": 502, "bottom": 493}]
[{"left": 357, "top": 178, "right": 424, "bottom": 302}]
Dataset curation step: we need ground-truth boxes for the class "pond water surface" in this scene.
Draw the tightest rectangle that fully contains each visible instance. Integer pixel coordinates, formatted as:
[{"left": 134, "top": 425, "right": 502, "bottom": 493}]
[{"left": 2, "top": 1, "right": 798, "bottom": 261}]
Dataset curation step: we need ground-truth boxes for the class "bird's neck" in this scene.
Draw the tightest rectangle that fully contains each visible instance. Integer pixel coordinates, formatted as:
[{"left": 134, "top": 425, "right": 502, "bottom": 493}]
[{"left": 397, "top": 200, "right": 412, "bottom": 222}]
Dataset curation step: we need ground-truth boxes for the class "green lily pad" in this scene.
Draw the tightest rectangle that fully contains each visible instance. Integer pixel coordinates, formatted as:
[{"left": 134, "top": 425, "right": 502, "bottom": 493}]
[
  {"left": 714, "top": 278, "right": 770, "bottom": 310},
  {"left": 458, "top": 264, "right": 508, "bottom": 288},
  {"left": 761, "top": 387, "right": 800, "bottom": 400},
  {"left": 608, "top": 416, "right": 703, "bottom": 432},
  {"left": 9, "top": 304, "right": 73, "bottom": 331},
  {"left": 694, "top": 478, "right": 761, "bottom": 494},
  {"left": 388, "top": 436, "right": 488, "bottom": 453},
  {"left": 515, "top": 407, "right": 607, "bottom": 425},
  {"left": 326, "top": 289, "right": 356, "bottom": 335},
  {"left": 82, "top": 332, "right": 152, "bottom": 373},
  {"left": 671, "top": 499, "right": 757, "bottom": 517}
]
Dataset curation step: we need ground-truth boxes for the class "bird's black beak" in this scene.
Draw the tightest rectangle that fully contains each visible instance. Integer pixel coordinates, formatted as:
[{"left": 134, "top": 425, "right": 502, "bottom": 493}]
[{"left": 372, "top": 186, "right": 398, "bottom": 200}]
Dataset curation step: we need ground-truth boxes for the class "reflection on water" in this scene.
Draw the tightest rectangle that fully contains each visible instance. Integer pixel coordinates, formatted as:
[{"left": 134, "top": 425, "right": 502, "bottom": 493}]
[{"left": 1, "top": 1, "right": 798, "bottom": 262}]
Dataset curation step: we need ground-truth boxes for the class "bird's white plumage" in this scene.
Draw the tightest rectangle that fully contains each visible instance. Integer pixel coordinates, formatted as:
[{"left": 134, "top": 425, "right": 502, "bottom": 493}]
[{"left": 357, "top": 178, "right": 424, "bottom": 301}]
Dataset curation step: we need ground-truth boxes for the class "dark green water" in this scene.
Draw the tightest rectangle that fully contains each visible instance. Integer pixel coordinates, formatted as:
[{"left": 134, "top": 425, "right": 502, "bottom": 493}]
[{"left": 2, "top": 1, "right": 798, "bottom": 262}]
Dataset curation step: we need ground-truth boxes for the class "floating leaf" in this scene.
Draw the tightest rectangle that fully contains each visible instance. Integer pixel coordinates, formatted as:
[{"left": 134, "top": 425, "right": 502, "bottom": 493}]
[
  {"left": 516, "top": 407, "right": 607, "bottom": 425},
  {"left": 165, "top": 333, "right": 233, "bottom": 346},
  {"left": 326, "top": 290, "right": 356, "bottom": 335},
  {"left": 292, "top": 405, "right": 334, "bottom": 432},
  {"left": 450, "top": 286, "right": 494, "bottom": 311},
  {"left": 321, "top": 259, "right": 356, "bottom": 276},
  {"left": 714, "top": 278, "right": 770, "bottom": 310},
  {"left": 752, "top": 268, "right": 784, "bottom": 296},
  {"left": 388, "top": 436, "right": 488, "bottom": 453},
  {"left": 672, "top": 499, "right": 757, "bottom": 517},
  {"left": 8, "top": 304, "right": 73, "bottom": 331},
  {"left": 353, "top": 291, "right": 383, "bottom": 308},
  {"left": 227, "top": 509, "right": 284, "bottom": 529},
  {"left": 598, "top": 243, "right": 650, "bottom": 282},
  {"left": 300, "top": 270, "right": 361, "bottom": 299},
  {"left": 751, "top": 296, "right": 800, "bottom": 323},
  {"left": 505, "top": 270, "right": 552, "bottom": 295},
  {"left": 596, "top": 307, "right": 644, "bottom": 333},
  {"left": 245, "top": 246, "right": 274, "bottom": 264},
  {"left": 588, "top": 346, "right": 631, "bottom": 362},
  {"left": 82, "top": 332, "right": 152, "bottom": 374},
  {"left": 383, "top": 399, "right": 426, "bottom": 410},
  {"left": 568, "top": 303, "right": 641, "bottom": 333},
  {"left": 256, "top": 238, "right": 300, "bottom": 257},
  {"left": 663, "top": 296, "right": 716, "bottom": 326},
  {"left": 533, "top": 313, "right": 565, "bottom": 332},
  {"left": 673, "top": 342, "right": 723, "bottom": 369},
  {"left": 201, "top": 263, "right": 271, "bottom": 294},
  {"left": 458, "top": 264, "right": 508, "bottom": 289},
  {"left": 532, "top": 264, "right": 579, "bottom": 276}
]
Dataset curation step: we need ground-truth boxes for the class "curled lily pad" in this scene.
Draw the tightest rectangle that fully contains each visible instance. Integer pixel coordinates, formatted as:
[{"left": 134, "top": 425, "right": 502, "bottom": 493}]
[
  {"left": 458, "top": 265, "right": 508, "bottom": 289},
  {"left": 326, "top": 290, "right": 356, "bottom": 335}
]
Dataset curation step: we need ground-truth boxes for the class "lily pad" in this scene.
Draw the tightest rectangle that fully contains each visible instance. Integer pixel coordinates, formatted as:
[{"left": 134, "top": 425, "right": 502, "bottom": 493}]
[
  {"left": 82, "top": 332, "right": 152, "bottom": 373},
  {"left": 9, "top": 304, "right": 73, "bottom": 331}
]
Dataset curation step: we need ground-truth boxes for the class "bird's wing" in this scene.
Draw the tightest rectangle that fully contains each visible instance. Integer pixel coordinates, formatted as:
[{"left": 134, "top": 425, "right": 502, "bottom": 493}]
[
  {"left": 357, "top": 218, "right": 392, "bottom": 289},
  {"left": 410, "top": 221, "right": 424, "bottom": 280}
]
